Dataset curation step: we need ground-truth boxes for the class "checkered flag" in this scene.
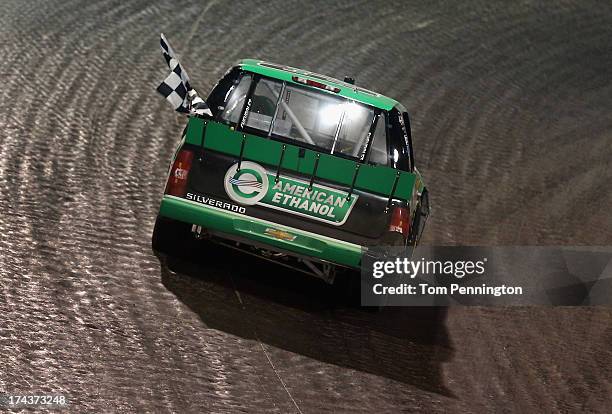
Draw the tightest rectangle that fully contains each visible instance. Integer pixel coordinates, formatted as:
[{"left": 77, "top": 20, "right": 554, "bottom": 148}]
[{"left": 156, "top": 33, "right": 211, "bottom": 116}]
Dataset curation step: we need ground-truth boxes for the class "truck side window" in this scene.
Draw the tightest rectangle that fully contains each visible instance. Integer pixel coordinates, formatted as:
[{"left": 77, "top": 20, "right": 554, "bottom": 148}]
[
  {"left": 206, "top": 67, "right": 241, "bottom": 117},
  {"left": 219, "top": 74, "right": 253, "bottom": 124},
  {"left": 388, "top": 109, "right": 411, "bottom": 171},
  {"left": 402, "top": 111, "right": 415, "bottom": 171}
]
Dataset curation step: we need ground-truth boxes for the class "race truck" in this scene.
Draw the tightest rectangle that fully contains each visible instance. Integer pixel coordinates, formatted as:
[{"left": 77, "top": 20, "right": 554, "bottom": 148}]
[{"left": 152, "top": 34, "right": 429, "bottom": 283}]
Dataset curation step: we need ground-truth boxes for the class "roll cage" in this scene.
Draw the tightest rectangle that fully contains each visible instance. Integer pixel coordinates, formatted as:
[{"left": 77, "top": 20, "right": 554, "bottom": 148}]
[{"left": 206, "top": 67, "right": 415, "bottom": 172}]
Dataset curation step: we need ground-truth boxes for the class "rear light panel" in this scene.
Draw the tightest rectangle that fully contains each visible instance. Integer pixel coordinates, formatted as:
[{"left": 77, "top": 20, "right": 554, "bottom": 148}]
[
  {"left": 389, "top": 205, "right": 411, "bottom": 239},
  {"left": 291, "top": 75, "right": 341, "bottom": 93},
  {"left": 165, "top": 149, "right": 194, "bottom": 197}
]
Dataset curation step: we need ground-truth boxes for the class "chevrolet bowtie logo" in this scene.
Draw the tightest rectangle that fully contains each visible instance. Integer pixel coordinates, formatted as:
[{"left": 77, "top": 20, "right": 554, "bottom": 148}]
[{"left": 264, "top": 228, "right": 297, "bottom": 242}]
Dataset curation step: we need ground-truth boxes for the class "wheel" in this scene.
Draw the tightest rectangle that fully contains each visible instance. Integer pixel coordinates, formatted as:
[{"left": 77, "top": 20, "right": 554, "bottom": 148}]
[
  {"left": 409, "top": 190, "right": 430, "bottom": 245},
  {"left": 332, "top": 267, "right": 361, "bottom": 306},
  {"left": 151, "top": 215, "right": 194, "bottom": 257}
]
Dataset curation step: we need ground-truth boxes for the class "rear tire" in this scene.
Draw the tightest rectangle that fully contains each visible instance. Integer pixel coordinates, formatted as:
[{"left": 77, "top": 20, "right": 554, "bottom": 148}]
[
  {"left": 332, "top": 268, "right": 361, "bottom": 306},
  {"left": 152, "top": 215, "right": 193, "bottom": 257},
  {"left": 409, "top": 190, "right": 430, "bottom": 245},
  {"left": 358, "top": 230, "right": 410, "bottom": 310}
]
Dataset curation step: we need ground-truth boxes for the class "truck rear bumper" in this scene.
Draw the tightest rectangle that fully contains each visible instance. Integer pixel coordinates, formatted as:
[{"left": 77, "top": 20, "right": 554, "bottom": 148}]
[{"left": 159, "top": 195, "right": 364, "bottom": 268}]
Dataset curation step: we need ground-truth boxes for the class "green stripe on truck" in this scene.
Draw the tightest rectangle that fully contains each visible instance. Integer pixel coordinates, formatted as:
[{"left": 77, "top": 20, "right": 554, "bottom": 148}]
[{"left": 159, "top": 195, "right": 363, "bottom": 268}]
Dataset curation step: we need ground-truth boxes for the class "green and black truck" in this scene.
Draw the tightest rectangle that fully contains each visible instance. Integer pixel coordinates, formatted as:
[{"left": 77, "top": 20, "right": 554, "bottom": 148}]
[{"left": 153, "top": 36, "right": 429, "bottom": 283}]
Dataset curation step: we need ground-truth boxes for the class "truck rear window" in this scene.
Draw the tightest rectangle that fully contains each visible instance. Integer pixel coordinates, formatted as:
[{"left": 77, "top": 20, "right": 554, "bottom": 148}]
[{"left": 220, "top": 74, "right": 385, "bottom": 164}]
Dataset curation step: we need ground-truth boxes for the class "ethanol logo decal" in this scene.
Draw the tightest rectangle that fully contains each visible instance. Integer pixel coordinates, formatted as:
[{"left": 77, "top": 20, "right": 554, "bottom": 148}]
[
  {"left": 224, "top": 161, "right": 269, "bottom": 205},
  {"left": 224, "top": 162, "right": 358, "bottom": 226}
]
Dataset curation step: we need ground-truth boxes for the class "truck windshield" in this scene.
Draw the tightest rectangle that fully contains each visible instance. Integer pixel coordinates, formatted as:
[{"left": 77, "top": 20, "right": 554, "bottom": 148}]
[{"left": 220, "top": 75, "right": 378, "bottom": 161}]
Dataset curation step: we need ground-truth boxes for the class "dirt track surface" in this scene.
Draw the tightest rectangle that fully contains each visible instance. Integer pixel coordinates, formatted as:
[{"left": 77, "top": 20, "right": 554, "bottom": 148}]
[{"left": 1, "top": 0, "right": 611, "bottom": 412}]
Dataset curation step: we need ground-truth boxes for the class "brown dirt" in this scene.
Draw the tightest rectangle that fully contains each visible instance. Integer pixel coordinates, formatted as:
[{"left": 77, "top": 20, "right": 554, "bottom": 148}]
[{"left": 1, "top": 0, "right": 610, "bottom": 412}]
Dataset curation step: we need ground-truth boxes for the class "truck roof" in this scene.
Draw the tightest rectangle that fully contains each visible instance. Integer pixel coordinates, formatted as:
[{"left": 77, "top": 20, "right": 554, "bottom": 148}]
[{"left": 236, "top": 59, "right": 400, "bottom": 111}]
